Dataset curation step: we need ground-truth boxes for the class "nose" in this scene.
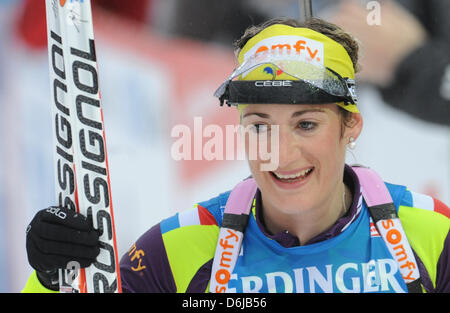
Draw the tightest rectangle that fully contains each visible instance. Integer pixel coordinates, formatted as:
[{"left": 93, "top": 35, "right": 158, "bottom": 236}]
[{"left": 276, "top": 126, "right": 301, "bottom": 170}]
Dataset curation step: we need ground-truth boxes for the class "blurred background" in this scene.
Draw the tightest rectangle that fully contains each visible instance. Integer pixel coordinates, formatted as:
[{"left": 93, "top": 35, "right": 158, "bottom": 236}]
[{"left": 0, "top": 0, "right": 448, "bottom": 292}]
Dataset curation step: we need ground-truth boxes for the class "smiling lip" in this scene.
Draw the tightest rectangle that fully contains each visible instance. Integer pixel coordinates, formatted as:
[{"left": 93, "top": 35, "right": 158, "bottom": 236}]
[{"left": 269, "top": 167, "right": 314, "bottom": 190}]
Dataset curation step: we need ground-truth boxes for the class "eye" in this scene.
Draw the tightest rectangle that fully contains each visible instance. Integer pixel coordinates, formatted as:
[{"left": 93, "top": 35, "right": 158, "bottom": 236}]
[
  {"left": 251, "top": 124, "right": 269, "bottom": 134},
  {"left": 298, "top": 121, "right": 317, "bottom": 131}
]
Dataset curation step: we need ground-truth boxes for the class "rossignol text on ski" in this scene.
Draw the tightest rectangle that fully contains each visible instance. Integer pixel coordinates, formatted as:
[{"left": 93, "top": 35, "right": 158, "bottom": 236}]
[{"left": 45, "top": 0, "right": 121, "bottom": 293}]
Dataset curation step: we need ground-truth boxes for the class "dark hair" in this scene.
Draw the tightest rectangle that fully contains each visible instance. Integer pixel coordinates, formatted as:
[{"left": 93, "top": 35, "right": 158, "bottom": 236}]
[{"left": 235, "top": 17, "right": 361, "bottom": 134}]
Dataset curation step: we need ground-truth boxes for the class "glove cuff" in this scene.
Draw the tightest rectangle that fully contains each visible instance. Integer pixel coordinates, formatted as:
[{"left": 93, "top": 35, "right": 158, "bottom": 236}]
[{"left": 36, "top": 269, "right": 60, "bottom": 291}]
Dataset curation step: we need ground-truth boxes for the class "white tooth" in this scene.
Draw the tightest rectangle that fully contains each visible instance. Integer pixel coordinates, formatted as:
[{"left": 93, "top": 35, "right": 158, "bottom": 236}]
[
  {"left": 276, "top": 172, "right": 299, "bottom": 179},
  {"left": 274, "top": 168, "right": 313, "bottom": 179}
]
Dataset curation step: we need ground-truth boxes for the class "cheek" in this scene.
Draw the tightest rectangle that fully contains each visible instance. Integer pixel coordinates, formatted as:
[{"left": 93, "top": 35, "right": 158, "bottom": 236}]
[
  {"left": 305, "top": 127, "right": 346, "bottom": 173},
  {"left": 243, "top": 130, "right": 267, "bottom": 178},
  {"left": 312, "top": 134, "right": 347, "bottom": 187},
  {"left": 247, "top": 156, "right": 266, "bottom": 180},
  {"left": 246, "top": 148, "right": 273, "bottom": 189},
  {"left": 317, "top": 134, "right": 344, "bottom": 158},
  {"left": 247, "top": 157, "right": 258, "bottom": 173},
  {"left": 244, "top": 133, "right": 270, "bottom": 163}
]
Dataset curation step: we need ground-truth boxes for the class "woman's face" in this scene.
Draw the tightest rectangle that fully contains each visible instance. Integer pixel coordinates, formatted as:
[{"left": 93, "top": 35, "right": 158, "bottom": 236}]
[{"left": 241, "top": 103, "right": 362, "bottom": 215}]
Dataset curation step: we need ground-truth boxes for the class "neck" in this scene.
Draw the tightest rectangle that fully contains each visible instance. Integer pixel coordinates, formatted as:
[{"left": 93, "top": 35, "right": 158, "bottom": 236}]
[{"left": 261, "top": 182, "right": 352, "bottom": 245}]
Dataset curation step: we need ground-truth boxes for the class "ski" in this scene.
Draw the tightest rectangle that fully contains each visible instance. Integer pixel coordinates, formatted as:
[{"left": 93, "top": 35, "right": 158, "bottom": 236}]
[
  {"left": 45, "top": 0, "right": 121, "bottom": 293},
  {"left": 299, "top": 0, "right": 313, "bottom": 22}
]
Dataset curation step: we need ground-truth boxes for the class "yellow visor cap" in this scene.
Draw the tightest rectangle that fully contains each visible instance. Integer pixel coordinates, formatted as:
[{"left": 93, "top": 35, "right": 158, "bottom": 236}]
[{"left": 237, "top": 24, "right": 359, "bottom": 113}]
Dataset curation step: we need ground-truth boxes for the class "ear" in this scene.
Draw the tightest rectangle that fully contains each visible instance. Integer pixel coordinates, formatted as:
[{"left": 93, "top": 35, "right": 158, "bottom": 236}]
[{"left": 344, "top": 112, "right": 363, "bottom": 142}]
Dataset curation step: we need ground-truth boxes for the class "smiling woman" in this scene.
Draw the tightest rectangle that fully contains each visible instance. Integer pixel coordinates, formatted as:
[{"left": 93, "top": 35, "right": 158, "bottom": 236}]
[
  {"left": 240, "top": 103, "right": 362, "bottom": 245},
  {"left": 23, "top": 17, "right": 450, "bottom": 294}
]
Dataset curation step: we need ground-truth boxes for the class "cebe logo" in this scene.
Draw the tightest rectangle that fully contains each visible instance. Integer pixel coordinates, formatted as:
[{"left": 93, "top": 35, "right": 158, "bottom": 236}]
[
  {"left": 254, "top": 80, "right": 293, "bottom": 87},
  {"left": 381, "top": 219, "right": 417, "bottom": 282},
  {"left": 214, "top": 229, "right": 239, "bottom": 293}
]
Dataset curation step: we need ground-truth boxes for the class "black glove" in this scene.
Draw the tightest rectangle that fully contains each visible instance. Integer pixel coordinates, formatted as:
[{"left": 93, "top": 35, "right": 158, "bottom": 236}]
[{"left": 26, "top": 206, "right": 100, "bottom": 290}]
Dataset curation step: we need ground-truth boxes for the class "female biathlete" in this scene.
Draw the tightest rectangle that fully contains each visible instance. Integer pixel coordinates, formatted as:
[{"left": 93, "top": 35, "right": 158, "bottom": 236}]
[{"left": 23, "top": 17, "right": 450, "bottom": 293}]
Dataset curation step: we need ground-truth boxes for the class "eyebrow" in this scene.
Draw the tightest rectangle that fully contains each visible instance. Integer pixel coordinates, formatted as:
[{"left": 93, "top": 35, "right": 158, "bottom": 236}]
[
  {"left": 291, "top": 108, "right": 325, "bottom": 118},
  {"left": 242, "top": 108, "right": 326, "bottom": 119}
]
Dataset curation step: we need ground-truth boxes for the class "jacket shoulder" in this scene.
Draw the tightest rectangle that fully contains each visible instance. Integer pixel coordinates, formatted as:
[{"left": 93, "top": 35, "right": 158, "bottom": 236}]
[
  {"left": 158, "top": 191, "right": 231, "bottom": 292},
  {"left": 120, "top": 191, "right": 231, "bottom": 293},
  {"left": 390, "top": 185, "right": 450, "bottom": 289}
]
